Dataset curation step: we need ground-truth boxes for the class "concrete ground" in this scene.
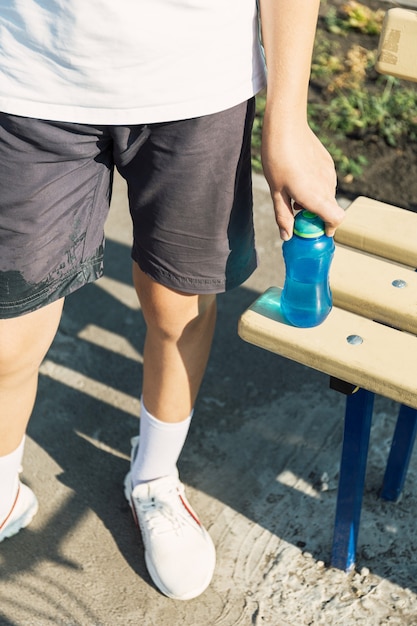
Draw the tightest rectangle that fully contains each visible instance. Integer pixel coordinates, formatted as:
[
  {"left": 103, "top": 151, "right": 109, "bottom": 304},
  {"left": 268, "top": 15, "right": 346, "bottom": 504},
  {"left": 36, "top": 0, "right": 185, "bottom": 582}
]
[{"left": 1, "top": 172, "right": 417, "bottom": 625}]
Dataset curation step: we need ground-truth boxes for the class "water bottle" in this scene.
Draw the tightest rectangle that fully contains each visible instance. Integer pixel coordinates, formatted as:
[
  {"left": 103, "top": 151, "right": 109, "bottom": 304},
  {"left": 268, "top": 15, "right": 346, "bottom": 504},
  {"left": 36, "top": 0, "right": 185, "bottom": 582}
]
[{"left": 280, "top": 210, "right": 335, "bottom": 327}]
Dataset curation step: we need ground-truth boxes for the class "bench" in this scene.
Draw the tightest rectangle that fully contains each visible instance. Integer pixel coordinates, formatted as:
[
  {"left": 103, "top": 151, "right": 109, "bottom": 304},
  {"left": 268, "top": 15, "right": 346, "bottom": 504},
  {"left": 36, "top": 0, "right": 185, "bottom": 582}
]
[{"left": 238, "top": 195, "right": 417, "bottom": 571}]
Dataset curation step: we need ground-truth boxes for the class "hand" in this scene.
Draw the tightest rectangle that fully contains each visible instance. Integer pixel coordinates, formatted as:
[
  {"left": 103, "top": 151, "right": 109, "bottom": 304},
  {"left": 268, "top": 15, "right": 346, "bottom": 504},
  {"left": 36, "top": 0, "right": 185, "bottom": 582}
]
[{"left": 261, "top": 119, "right": 345, "bottom": 240}]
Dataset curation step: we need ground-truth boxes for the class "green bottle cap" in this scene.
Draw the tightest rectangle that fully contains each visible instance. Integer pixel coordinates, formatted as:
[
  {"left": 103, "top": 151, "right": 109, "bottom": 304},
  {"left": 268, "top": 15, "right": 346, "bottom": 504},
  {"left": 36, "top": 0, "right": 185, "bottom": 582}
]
[{"left": 293, "top": 210, "right": 325, "bottom": 238}]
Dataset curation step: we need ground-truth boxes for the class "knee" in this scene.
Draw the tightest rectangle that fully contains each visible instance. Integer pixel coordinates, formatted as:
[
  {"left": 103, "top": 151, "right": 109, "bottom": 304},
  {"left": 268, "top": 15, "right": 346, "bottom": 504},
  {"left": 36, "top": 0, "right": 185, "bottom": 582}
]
[
  {"left": 147, "top": 292, "right": 216, "bottom": 343},
  {"left": 134, "top": 265, "right": 217, "bottom": 341},
  {"left": 0, "top": 301, "right": 63, "bottom": 380}
]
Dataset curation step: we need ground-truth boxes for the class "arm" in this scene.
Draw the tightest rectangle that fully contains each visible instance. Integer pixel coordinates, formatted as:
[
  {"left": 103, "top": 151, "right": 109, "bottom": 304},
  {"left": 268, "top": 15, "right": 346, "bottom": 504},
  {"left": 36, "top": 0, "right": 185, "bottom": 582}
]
[{"left": 258, "top": 0, "right": 345, "bottom": 239}]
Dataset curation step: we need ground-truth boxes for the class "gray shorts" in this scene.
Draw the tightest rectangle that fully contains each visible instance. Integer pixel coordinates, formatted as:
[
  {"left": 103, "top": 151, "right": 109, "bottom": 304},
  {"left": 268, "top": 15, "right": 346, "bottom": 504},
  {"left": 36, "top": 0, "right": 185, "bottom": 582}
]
[{"left": 0, "top": 99, "right": 257, "bottom": 318}]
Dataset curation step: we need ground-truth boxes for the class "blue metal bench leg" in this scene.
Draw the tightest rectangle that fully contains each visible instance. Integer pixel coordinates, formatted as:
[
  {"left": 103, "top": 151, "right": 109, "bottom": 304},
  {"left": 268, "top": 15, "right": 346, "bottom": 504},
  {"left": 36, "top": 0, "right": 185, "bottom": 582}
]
[
  {"left": 331, "top": 388, "right": 375, "bottom": 571},
  {"left": 381, "top": 404, "right": 417, "bottom": 502}
]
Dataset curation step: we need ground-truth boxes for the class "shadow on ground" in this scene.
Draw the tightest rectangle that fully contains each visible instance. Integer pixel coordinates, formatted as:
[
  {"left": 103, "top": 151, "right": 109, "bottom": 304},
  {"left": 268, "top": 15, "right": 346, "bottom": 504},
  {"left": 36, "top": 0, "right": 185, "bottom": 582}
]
[{"left": 1, "top": 234, "right": 414, "bottom": 612}]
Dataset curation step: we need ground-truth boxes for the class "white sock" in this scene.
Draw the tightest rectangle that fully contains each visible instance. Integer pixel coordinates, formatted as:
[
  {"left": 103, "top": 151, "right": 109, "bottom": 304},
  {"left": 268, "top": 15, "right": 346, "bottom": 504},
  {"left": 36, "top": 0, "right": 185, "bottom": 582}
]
[
  {"left": 0, "top": 437, "right": 25, "bottom": 522},
  {"left": 131, "top": 401, "right": 193, "bottom": 486}
]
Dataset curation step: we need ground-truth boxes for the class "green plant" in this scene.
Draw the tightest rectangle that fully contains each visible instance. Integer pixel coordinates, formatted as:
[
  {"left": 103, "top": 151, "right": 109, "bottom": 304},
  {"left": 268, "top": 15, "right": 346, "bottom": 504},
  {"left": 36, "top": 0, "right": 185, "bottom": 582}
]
[
  {"left": 327, "top": 45, "right": 375, "bottom": 93},
  {"left": 320, "top": 76, "right": 417, "bottom": 145},
  {"left": 311, "top": 37, "right": 343, "bottom": 81},
  {"left": 325, "top": 1, "right": 384, "bottom": 36}
]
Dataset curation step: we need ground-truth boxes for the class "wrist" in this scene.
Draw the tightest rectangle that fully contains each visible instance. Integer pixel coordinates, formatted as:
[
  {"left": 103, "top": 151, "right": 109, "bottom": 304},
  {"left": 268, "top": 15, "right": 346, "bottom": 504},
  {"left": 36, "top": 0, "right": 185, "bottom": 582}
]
[{"left": 263, "top": 105, "right": 309, "bottom": 139}]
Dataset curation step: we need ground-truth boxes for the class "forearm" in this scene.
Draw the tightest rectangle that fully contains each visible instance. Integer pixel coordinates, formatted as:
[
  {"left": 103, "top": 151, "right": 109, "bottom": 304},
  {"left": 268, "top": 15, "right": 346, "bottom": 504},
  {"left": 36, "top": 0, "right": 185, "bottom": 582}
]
[
  {"left": 258, "top": 0, "right": 344, "bottom": 238},
  {"left": 259, "top": 0, "right": 320, "bottom": 126}
]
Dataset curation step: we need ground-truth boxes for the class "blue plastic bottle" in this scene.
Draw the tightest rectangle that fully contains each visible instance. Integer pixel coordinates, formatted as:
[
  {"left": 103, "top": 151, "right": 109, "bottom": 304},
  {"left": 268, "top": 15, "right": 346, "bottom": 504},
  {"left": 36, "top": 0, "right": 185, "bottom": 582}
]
[{"left": 280, "top": 210, "right": 335, "bottom": 327}]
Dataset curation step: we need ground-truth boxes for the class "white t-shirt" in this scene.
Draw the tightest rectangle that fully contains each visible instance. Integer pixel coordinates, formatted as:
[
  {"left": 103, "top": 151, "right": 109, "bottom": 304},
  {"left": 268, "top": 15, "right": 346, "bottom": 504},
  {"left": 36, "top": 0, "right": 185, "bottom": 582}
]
[{"left": 0, "top": 0, "right": 266, "bottom": 124}]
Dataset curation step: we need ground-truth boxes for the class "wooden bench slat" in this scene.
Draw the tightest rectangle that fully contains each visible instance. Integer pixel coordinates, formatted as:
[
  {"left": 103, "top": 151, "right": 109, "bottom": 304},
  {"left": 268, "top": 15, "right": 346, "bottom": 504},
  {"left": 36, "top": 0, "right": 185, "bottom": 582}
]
[
  {"left": 238, "top": 287, "right": 417, "bottom": 410},
  {"left": 331, "top": 246, "right": 417, "bottom": 334},
  {"left": 335, "top": 196, "right": 417, "bottom": 268}
]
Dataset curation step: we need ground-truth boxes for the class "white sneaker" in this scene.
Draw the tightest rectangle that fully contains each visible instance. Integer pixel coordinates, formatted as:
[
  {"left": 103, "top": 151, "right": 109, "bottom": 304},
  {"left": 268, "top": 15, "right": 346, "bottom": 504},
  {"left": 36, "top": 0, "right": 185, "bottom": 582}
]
[
  {"left": 124, "top": 456, "right": 215, "bottom": 600},
  {"left": 0, "top": 482, "right": 38, "bottom": 542}
]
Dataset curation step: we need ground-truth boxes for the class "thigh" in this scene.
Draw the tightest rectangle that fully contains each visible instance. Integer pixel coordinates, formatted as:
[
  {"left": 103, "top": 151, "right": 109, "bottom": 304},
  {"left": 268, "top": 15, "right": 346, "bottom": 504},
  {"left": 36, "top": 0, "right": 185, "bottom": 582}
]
[
  {"left": 0, "top": 114, "right": 113, "bottom": 318},
  {"left": 116, "top": 99, "right": 257, "bottom": 294}
]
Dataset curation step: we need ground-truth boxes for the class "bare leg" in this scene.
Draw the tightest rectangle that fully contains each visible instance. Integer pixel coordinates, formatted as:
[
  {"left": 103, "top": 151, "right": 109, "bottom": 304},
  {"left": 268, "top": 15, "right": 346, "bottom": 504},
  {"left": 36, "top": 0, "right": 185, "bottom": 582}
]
[
  {"left": 127, "top": 265, "right": 217, "bottom": 600},
  {"left": 132, "top": 264, "right": 216, "bottom": 422},
  {"left": 0, "top": 299, "right": 64, "bottom": 455}
]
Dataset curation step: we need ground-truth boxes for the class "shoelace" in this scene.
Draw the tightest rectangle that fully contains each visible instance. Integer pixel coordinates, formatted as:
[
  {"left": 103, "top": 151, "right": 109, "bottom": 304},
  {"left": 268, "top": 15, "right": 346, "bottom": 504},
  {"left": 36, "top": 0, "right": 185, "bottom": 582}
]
[{"left": 137, "top": 490, "right": 188, "bottom": 537}]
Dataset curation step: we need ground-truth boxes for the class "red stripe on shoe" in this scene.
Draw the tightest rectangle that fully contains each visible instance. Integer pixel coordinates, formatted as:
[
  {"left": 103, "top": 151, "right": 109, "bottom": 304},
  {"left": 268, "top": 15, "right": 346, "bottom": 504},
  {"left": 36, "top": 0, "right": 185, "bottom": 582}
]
[
  {"left": 130, "top": 496, "right": 140, "bottom": 527},
  {"left": 179, "top": 494, "right": 201, "bottom": 527},
  {"left": 0, "top": 483, "right": 20, "bottom": 530}
]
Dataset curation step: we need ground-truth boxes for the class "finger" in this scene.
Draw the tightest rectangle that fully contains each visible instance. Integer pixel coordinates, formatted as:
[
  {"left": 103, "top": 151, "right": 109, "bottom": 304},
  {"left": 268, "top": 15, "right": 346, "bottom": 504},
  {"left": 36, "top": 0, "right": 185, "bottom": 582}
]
[
  {"left": 322, "top": 199, "right": 345, "bottom": 237},
  {"left": 272, "top": 191, "right": 295, "bottom": 241}
]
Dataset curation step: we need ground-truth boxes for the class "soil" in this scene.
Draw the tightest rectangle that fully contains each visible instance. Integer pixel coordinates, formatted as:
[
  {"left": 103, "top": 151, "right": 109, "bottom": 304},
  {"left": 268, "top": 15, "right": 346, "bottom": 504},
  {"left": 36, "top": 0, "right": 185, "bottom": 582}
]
[{"left": 315, "top": 0, "right": 417, "bottom": 212}]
